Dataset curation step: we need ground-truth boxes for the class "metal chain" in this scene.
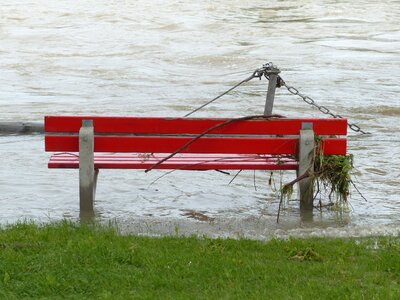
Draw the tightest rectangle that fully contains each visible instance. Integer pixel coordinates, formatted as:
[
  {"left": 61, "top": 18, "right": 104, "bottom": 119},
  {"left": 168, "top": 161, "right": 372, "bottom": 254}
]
[
  {"left": 278, "top": 78, "right": 370, "bottom": 134},
  {"left": 184, "top": 63, "right": 273, "bottom": 117},
  {"left": 184, "top": 62, "right": 370, "bottom": 135}
]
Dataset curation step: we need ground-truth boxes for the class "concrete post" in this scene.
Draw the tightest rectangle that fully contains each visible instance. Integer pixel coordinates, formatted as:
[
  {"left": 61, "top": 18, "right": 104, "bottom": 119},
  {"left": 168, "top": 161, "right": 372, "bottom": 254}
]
[
  {"left": 298, "top": 122, "right": 315, "bottom": 211},
  {"left": 264, "top": 65, "right": 280, "bottom": 115},
  {"left": 79, "top": 120, "right": 97, "bottom": 219}
]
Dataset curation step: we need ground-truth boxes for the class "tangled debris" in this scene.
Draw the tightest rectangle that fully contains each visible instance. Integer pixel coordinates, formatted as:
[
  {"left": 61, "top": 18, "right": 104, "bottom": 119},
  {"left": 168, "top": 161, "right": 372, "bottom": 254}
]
[{"left": 279, "top": 137, "right": 355, "bottom": 219}]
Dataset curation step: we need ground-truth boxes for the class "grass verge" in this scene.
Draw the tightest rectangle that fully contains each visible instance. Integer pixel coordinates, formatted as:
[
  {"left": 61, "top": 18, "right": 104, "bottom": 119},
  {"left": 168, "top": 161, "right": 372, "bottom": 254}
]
[{"left": 0, "top": 221, "right": 399, "bottom": 299}]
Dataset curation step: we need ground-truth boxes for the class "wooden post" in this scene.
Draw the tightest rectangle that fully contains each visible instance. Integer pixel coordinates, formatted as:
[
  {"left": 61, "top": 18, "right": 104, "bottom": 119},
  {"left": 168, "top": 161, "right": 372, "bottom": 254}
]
[
  {"left": 298, "top": 122, "right": 314, "bottom": 211},
  {"left": 79, "top": 120, "right": 97, "bottom": 219},
  {"left": 264, "top": 65, "right": 280, "bottom": 115}
]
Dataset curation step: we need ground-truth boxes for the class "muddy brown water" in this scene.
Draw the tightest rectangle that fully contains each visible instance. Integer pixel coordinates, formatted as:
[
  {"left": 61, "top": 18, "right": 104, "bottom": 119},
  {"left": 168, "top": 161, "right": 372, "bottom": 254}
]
[{"left": 0, "top": 1, "right": 399, "bottom": 238}]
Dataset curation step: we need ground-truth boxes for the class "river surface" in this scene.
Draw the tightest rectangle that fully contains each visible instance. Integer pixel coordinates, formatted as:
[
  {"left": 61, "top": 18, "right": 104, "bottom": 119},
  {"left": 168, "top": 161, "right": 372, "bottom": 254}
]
[{"left": 0, "top": 1, "right": 399, "bottom": 238}]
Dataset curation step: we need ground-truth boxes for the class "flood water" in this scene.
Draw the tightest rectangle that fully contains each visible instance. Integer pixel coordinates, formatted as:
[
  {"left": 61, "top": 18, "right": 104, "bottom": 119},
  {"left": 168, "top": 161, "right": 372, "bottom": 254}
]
[{"left": 0, "top": 1, "right": 399, "bottom": 238}]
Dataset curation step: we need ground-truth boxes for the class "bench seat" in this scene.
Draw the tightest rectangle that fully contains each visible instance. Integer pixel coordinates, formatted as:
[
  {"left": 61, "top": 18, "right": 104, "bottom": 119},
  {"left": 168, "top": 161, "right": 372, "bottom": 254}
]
[{"left": 48, "top": 153, "right": 298, "bottom": 170}]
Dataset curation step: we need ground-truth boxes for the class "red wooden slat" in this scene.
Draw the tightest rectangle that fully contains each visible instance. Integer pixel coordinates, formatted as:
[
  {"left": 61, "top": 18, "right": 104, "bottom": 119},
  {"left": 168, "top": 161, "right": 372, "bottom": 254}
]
[
  {"left": 44, "top": 116, "right": 347, "bottom": 135},
  {"left": 49, "top": 153, "right": 296, "bottom": 163},
  {"left": 321, "top": 139, "right": 347, "bottom": 155},
  {"left": 48, "top": 153, "right": 295, "bottom": 159},
  {"left": 49, "top": 157, "right": 296, "bottom": 164},
  {"left": 45, "top": 136, "right": 299, "bottom": 154},
  {"left": 45, "top": 135, "right": 346, "bottom": 155},
  {"left": 49, "top": 162, "right": 298, "bottom": 170},
  {"left": 48, "top": 154, "right": 298, "bottom": 170}
]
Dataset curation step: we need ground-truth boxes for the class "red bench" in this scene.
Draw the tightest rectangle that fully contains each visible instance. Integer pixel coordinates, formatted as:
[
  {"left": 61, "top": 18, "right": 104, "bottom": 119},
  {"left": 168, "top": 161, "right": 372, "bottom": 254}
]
[{"left": 44, "top": 116, "right": 347, "bottom": 217}]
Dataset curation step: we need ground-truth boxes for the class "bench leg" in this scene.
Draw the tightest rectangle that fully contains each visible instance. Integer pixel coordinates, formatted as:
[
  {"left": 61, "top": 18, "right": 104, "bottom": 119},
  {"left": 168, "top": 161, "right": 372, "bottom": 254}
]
[
  {"left": 298, "top": 123, "right": 315, "bottom": 211},
  {"left": 79, "top": 120, "right": 96, "bottom": 219}
]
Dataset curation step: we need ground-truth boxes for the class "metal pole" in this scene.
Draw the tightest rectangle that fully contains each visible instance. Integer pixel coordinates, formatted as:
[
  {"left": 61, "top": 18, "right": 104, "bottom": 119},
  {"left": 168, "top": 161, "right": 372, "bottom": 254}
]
[{"left": 264, "top": 65, "right": 280, "bottom": 115}]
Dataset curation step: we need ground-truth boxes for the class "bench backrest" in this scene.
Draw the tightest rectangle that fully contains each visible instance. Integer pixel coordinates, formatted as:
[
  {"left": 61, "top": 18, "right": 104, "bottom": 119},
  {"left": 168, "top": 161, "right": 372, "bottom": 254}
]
[{"left": 44, "top": 116, "right": 347, "bottom": 155}]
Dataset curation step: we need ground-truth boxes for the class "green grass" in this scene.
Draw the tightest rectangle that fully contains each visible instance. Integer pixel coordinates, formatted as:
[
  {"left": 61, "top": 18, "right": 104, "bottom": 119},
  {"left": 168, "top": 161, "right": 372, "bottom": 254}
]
[{"left": 0, "top": 221, "right": 399, "bottom": 299}]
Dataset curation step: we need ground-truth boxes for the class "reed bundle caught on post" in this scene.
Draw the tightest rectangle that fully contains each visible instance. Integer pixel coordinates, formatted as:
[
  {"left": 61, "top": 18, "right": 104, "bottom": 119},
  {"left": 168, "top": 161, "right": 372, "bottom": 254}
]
[{"left": 278, "top": 137, "right": 356, "bottom": 222}]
